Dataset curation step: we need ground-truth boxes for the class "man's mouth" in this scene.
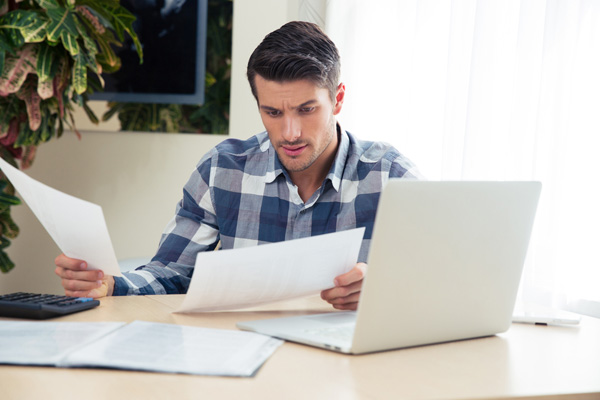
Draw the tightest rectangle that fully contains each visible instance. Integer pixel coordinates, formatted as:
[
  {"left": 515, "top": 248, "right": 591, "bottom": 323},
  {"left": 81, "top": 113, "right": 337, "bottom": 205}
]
[{"left": 282, "top": 144, "right": 307, "bottom": 156}]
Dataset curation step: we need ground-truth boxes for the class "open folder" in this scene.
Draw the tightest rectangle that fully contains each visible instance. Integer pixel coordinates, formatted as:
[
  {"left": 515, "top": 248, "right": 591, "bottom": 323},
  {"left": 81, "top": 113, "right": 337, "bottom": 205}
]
[{"left": 0, "top": 320, "right": 282, "bottom": 377}]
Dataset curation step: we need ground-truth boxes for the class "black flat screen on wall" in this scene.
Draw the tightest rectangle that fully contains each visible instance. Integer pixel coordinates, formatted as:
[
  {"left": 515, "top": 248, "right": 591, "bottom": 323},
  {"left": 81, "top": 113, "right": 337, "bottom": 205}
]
[{"left": 90, "top": 0, "right": 208, "bottom": 105}]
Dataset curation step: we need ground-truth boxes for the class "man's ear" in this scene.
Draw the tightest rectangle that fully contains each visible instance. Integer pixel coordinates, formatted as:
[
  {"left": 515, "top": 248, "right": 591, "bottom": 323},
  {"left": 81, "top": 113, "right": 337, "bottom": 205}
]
[{"left": 333, "top": 83, "right": 346, "bottom": 115}]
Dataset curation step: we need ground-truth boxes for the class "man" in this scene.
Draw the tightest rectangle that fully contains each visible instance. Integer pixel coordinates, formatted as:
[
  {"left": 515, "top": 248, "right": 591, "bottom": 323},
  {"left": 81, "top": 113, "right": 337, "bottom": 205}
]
[{"left": 54, "top": 21, "right": 421, "bottom": 310}]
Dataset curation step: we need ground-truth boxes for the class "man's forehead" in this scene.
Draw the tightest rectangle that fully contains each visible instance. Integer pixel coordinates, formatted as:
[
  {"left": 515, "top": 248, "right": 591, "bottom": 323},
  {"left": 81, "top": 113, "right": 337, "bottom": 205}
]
[{"left": 254, "top": 76, "right": 329, "bottom": 106}]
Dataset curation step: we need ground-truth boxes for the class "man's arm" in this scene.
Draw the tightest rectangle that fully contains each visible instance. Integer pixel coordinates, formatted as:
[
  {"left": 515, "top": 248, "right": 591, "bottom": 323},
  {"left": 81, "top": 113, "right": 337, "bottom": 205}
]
[{"left": 54, "top": 155, "right": 220, "bottom": 298}]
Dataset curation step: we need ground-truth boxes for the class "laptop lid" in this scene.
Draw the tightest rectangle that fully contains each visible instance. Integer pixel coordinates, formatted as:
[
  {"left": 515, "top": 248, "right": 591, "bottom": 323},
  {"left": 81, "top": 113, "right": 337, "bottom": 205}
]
[{"left": 237, "top": 181, "right": 541, "bottom": 354}]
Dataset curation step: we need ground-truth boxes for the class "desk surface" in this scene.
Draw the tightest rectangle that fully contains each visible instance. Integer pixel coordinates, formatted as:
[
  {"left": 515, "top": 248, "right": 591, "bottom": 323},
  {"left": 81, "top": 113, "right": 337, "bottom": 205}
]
[{"left": 1, "top": 295, "right": 600, "bottom": 400}]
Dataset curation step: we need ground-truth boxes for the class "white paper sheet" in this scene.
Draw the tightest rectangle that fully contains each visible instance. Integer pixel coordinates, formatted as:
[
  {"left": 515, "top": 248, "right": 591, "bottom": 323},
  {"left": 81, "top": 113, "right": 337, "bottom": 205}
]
[
  {"left": 0, "top": 157, "right": 121, "bottom": 276},
  {"left": 177, "top": 227, "right": 365, "bottom": 312},
  {"left": 0, "top": 321, "right": 124, "bottom": 365},
  {"left": 62, "top": 320, "right": 283, "bottom": 376}
]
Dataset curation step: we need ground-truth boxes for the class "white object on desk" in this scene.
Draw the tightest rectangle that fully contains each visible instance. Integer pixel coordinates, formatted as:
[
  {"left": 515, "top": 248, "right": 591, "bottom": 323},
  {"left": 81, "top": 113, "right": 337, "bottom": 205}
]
[
  {"left": 0, "top": 320, "right": 282, "bottom": 377},
  {"left": 512, "top": 303, "right": 581, "bottom": 325},
  {"left": 62, "top": 320, "right": 283, "bottom": 376},
  {"left": 0, "top": 321, "right": 124, "bottom": 365}
]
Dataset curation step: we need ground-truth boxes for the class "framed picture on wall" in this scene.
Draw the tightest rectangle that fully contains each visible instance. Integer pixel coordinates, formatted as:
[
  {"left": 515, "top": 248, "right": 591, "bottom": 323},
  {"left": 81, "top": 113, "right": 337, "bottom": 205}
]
[{"left": 91, "top": 0, "right": 208, "bottom": 105}]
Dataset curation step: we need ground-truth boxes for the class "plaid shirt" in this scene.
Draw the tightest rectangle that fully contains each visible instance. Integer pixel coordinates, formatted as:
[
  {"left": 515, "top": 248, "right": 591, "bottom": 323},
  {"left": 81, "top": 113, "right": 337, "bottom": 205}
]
[{"left": 113, "top": 128, "right": 421, "bottom": 295}]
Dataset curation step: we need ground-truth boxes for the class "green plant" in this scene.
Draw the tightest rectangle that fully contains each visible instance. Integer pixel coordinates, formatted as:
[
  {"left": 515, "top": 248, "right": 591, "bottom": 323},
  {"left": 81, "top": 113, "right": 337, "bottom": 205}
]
[
  {"left": 0, "top": 0, "right": 142, "bottom": 273},
  {"left": 103, "top": 0, "right": 232, "bottom": 134}
]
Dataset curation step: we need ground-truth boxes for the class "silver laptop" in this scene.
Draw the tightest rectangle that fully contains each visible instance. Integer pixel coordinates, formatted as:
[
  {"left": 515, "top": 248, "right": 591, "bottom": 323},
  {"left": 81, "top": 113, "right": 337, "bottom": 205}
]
[{"left": 237, "top": 180, "right": 541, "bottom": 354}]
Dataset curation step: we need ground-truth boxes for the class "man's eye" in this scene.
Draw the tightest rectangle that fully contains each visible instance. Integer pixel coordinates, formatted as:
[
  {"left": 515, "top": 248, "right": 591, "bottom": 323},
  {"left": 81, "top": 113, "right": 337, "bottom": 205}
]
[
  {"left": 266, "top": 110, "right": 281, "bottom": 117},
  {"left": 299, "top": 107, "right": 315, "bottom": 113}
]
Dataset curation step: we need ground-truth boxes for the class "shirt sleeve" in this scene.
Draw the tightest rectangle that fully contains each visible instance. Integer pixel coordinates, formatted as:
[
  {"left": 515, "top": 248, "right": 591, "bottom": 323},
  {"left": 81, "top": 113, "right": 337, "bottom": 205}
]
[
  {"left": 390, "top": 153, "right": 425, "bottom": 180},
  {"left": 113, "top": 155, "right": 220, "bottom": 295}
]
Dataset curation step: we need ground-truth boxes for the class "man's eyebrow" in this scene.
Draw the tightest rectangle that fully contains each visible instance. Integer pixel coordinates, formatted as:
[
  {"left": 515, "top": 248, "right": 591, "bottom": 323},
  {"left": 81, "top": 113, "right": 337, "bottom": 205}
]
[
  {"left": 259, "top": 105, "right": 279, "bottom": 111},
  {"left": 294, "top": 100, "right": 318, "bottom": 109},
  {"left": 259, "top": 100, "right": 318, "bottom": 112}
]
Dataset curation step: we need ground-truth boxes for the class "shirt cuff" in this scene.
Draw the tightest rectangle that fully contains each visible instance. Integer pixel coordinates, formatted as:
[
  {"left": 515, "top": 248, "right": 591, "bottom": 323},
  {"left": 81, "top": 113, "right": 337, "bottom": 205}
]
[{"left": 112, "top": 276, "right": 130, "bottom": 296}]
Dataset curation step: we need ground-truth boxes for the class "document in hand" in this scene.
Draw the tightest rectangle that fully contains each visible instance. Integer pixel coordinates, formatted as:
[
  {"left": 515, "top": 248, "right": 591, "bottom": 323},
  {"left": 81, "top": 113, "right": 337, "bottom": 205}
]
[
  {"left": 0, "top": 320, "right": 282, "bottom": 377},
  {"left": 177, "top": 227, "right": 365, "bottom": 312},
  {"left": 0, "top": 157, "right": 121, "bottom": 276}
]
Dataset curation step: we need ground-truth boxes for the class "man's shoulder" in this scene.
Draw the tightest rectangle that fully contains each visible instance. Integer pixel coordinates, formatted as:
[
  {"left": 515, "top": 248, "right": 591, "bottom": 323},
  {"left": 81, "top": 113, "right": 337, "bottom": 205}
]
[
  {"left": 211, "top": 131, "right": 270, "bottom": 157},
  {"left": 346, "top": 131, "right": 405, "bottom": 165},
  {"left": 197, "top": 132, "right": 270, "bottom": 167},
  {"left": 345, "top": 131, "right": 421, "bottom": 179}
]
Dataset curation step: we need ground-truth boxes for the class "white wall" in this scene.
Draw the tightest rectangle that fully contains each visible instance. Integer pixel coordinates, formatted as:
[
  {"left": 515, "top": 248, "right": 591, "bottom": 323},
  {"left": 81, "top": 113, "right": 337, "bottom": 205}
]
[{"left": 0, "top": 0, "right": 302, "bottom": 294}]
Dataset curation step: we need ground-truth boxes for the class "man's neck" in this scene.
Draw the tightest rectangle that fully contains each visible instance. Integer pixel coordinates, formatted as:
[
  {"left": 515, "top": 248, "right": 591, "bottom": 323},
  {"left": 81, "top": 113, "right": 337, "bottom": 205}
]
[{"left": 289, "top": 129, "right": 340, "bottom": 203}]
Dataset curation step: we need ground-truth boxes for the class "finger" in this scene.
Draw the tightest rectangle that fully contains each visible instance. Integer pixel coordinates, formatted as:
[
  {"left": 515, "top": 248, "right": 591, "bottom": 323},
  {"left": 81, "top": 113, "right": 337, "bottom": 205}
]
[
  {"left": 61, "top": 277, "right": 103, "bottom": 293},
  {"left": 321, "top": 280, "right": 362, "bottom": 302},
  {"left": 334, "top": 263, "right": 367, "bottom": 287},
  {"left": 55, "top": 266, "right": 104, "bottom": 282},
  {"left": 55, "top": 254, "right": 88, "bottom": 271},
  {"left": 328, "top": 292, "right": 361, "bottom": 305},
  {"left": 332, "top": 302, "right": 359, "bottom": 311}
]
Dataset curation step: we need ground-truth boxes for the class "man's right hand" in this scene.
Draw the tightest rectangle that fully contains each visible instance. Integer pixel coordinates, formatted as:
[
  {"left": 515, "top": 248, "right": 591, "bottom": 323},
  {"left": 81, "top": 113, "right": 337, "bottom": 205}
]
[{"left": 54, "top": 254, "right": 114, "bottom": 299}]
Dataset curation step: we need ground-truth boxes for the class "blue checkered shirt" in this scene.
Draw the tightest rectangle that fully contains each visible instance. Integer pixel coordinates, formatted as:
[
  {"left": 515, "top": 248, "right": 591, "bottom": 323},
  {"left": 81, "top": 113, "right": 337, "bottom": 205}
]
[{"left": 113, "top": 129, "right": 421, "bottom": 295}]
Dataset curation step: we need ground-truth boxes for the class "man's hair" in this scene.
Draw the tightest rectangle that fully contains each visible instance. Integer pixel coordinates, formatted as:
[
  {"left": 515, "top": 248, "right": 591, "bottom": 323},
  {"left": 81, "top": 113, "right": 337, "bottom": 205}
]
[{"left": 247, "top": 21, "right": 341, "bottom": 102}]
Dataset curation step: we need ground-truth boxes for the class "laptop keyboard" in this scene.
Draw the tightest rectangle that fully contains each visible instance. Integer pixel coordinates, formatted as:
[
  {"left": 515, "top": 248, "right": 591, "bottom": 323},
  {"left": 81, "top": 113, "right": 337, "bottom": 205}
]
[{"left": 304, "top": 326, "right": 354, "bottom": 342}]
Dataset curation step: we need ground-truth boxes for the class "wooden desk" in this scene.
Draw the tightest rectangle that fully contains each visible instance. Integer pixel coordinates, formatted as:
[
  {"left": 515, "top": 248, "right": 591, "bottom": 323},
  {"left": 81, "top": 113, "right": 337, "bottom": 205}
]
[{"left": 1, "top": 295, "right": 599, "bottom": 400}]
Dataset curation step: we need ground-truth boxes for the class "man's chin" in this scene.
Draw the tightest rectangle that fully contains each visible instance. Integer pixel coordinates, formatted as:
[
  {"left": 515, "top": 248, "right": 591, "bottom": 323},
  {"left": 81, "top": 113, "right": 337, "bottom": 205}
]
[{"left": 279, "top": 156, "right": 312, "bottom": 173}]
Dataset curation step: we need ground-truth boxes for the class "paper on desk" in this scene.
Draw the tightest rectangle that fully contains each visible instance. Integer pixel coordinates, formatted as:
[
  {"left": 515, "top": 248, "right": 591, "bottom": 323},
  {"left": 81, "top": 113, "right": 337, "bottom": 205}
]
[
  {"left": 0, "top": 157, "right": 121, "bottom": 276},
  {"left": 63, "top": 320, "right": 283, "bottom": 376},
  {"left": 177, "top": 227, "right": 365, "bottom": 312},
  {"left": 0, "top": 321, "right": 125, "bottom": 365}
]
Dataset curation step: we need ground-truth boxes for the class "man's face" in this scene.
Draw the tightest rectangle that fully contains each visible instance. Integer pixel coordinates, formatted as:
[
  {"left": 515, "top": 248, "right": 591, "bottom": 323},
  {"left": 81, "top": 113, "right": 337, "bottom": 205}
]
[{"left": 254, "top": 75, "right": 344, "bottom": 175}]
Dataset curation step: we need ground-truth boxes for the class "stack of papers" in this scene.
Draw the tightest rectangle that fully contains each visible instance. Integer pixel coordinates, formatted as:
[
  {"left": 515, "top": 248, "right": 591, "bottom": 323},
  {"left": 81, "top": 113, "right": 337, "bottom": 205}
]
[{"left": 0, "top": 320, "right": 282, "bottom": 377}]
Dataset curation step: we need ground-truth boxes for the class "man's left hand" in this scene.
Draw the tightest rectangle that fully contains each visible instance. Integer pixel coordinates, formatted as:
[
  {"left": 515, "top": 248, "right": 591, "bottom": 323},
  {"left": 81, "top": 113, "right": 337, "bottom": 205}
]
[{"left": 320, "top": 262, "right": 367, "bottom": 311}]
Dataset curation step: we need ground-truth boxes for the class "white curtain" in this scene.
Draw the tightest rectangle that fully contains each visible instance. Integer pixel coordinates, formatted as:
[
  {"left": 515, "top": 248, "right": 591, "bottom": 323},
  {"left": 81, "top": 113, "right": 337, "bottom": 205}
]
[{"left": 324, "top": 0, "right": 600, "bottom": 317}]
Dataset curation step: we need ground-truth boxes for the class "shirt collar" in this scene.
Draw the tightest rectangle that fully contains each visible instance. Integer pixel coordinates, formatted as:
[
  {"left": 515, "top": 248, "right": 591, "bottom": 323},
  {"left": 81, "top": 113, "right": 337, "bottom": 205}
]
[
  {"left": 264, "top": 123, "right": 350, "bottom": 191},
  {"left": 326, "top": 123, "right": 349, "bottom": 192}
]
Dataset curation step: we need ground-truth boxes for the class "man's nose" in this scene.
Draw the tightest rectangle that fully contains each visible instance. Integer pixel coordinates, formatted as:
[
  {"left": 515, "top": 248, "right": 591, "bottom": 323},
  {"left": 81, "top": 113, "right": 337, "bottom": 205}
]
[{"left": 281, "top": 116, "right": 301, "bottom": 142}]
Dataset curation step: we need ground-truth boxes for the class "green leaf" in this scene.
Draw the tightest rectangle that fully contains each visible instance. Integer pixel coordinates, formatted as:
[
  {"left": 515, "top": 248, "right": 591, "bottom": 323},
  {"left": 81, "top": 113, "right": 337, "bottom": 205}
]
[
  {"left": 0, "top": 10, "right": 38, "bottom": 31},
  {"left": 0, "top": 50, "right": 4, "bottom": 76},
  {"left": 81, "top": 100, "right": 98, "bottom": 124},
  {"left": 102, "top": 102, "right": 123, "bottom": 122},
  {"left": 74, "top": 17, "right": 97, "bottom": 59},
  {"left": 33, "top": 0, "right": 61, "bottom": 10},
  {"left": 0, "top": 10, "right": 50, "bottom": 44},
  {"left": 36, "top": 42, "right": 57, "bottom": 82},
  {"left": 0, "top": 191, "right": 20, "bottom": 208},
  {"left": 72, "top": 53, "right": 86, "bottom": 94},
  {"left": 60, "top": 30, "right": 79, "bottom": 56},
  {"left": 22, "top": 18, "right": 50, "bottom": 43},
  {"left": 39, "top": 113, "right": 53, "bottom": 142},
  {"left": 0, "top": 248, "right": 16, "bottom": 273},
  {"left": 94, "top": 36, "right": 121, "bottom": 72},
  {"left": 46, "top": 7, "right": 79, "bottom": 42},
  {"left": 0, "top": 33, "right": 14, "bottom": 55}
]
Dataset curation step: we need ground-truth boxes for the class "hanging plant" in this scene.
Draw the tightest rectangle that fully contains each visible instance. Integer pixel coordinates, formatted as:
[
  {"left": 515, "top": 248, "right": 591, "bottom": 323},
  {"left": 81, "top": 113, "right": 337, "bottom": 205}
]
[{"left": 0, "top": 0, "right": 143, "bottom": 273}]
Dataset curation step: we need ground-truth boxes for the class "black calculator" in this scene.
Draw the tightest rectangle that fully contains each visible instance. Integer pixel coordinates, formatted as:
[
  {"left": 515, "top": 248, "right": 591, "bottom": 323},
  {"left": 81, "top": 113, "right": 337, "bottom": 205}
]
[{"left": 0, "top": 292, "right": 100, "bottom": 320}]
